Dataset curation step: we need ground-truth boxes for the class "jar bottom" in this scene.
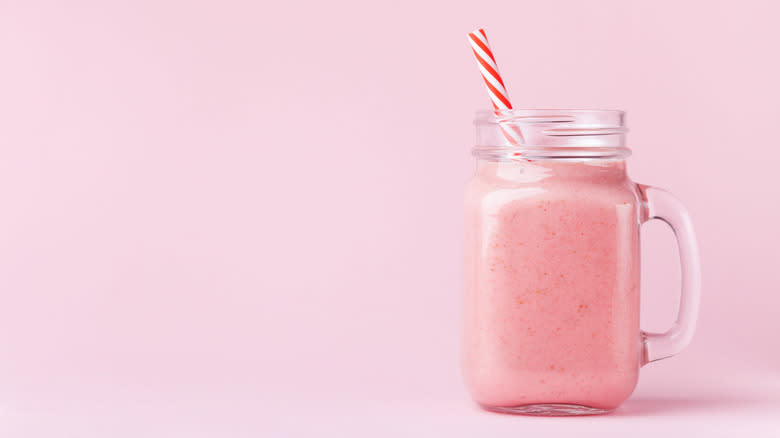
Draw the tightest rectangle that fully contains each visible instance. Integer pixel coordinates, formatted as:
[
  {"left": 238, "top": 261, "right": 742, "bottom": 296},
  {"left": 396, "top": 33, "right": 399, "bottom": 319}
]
[{"left": 479, "top": 403, "right": 612, "bottom": 416}]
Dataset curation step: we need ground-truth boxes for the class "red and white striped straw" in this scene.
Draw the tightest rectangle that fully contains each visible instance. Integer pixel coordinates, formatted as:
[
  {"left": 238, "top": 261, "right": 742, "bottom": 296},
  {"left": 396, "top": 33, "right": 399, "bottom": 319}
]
[{"left": 467, "top": 29, "right": 524, "bottom": 145}]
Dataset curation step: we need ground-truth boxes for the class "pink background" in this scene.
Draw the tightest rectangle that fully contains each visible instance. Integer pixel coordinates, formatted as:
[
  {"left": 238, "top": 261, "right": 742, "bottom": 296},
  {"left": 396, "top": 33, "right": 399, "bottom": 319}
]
[{"left": 1, "top": 0, "right": 779, "bottom": 436}]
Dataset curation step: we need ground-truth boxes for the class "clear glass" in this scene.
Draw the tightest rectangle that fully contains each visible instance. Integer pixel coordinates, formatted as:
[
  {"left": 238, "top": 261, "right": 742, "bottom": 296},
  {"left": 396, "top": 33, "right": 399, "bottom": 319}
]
[{"left": 462, "top": 110, "right": 701, "bottom": 416}]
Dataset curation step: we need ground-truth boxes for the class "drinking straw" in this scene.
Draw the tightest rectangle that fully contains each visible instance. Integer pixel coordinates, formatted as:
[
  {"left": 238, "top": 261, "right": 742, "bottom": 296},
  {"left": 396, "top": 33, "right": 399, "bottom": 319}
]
[{"left": 467, "top": 29, "right": 524, "bottom": 145}]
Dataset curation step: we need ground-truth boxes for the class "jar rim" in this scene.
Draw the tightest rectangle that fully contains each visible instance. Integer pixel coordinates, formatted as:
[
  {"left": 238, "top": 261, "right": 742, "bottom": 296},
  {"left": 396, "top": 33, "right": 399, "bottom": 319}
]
[
  {"left": 473, "top": 108, "right": 629, "bottom": 160},
  {"left": 474, "top": 108, "right": 626, "bottom": 122}
]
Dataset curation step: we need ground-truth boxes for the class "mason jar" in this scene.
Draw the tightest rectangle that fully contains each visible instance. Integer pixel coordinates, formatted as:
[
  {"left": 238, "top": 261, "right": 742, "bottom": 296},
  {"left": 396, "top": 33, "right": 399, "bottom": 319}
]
[{"left": 462, "top": 109, "right": 701, "bottom": 415}]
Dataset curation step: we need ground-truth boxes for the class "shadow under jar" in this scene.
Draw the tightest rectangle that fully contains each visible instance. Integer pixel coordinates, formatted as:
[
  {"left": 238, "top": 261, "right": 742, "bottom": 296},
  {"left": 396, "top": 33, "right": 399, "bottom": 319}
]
[{"left": 462, "top": 110, "right": 701, "bottom": 416}]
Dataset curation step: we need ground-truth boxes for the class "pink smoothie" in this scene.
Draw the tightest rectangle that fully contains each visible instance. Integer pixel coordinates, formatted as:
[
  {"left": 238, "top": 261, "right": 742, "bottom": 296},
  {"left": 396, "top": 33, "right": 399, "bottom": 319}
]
[{"left": 463, "top": 159, "right": 642, "bottom": 411}]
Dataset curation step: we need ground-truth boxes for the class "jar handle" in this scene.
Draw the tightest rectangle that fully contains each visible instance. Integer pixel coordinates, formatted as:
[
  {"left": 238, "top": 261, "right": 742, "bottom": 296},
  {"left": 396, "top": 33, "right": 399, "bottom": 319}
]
[{"left": 637, "top": 184, "right": 702, "bottom": 365}]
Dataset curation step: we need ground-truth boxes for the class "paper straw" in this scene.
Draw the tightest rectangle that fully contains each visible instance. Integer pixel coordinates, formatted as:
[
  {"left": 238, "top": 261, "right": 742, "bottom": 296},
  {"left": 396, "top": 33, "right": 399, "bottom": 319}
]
[{"left": 467, "top": 29, "right": 524, "bottom": 145}]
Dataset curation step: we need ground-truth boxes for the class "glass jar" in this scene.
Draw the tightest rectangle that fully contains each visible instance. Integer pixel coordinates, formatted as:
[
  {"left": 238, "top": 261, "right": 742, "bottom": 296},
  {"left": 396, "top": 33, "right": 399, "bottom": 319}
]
[{"left": 462, "top": 109, "right": 701, "bottom": 415}]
